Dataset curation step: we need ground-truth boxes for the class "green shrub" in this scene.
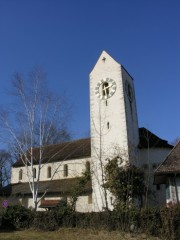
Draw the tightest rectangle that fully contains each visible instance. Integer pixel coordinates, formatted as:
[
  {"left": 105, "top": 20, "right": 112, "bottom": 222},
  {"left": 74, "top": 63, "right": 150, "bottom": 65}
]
[
  {"left": 32, "top": 211, "right": 59, "bottom": 231},
  {"left": 160, "top": 205, "right": 180, "bottom": 240},
  {"left": 139, "top": 208, "right": 161, "bottom": 236},
  {"left": 1, "top": 202, "right": 180, "bottom": 239},
  {"left": 32, "top": 201, "right": 74, "bottom": 230},
  {"left": 1, "top": 205, "right": 34, "bottom": 229}
]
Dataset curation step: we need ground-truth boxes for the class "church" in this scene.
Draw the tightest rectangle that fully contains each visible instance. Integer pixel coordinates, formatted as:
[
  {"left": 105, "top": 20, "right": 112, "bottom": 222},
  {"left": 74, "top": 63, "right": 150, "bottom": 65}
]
[{"left": 2, "top": 51, "right": 173, "bottom": 211}]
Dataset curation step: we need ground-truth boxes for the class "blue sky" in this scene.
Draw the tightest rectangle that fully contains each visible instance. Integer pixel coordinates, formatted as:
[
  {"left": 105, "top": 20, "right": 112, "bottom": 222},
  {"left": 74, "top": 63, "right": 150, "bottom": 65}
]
[{"left": 0, "top": 0, "right": 179, "bottom": 146}]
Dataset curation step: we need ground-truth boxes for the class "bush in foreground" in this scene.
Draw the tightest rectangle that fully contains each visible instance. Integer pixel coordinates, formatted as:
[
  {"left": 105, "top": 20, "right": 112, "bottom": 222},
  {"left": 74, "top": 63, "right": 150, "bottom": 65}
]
[
  {"left": 1, "top": 204, "right": 180, "bottom": 239},
  {"left": 1, "top": 205, "right": 34, "bottom": 229}
]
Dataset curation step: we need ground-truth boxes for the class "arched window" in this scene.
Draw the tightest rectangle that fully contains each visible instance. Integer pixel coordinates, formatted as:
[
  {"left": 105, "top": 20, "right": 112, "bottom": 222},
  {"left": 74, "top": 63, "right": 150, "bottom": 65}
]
[
  {"left": 47, "top": 166, "right": 51, "bottom": 178},
  {"left": 19, "top": 169, "right": 23, "bottom": 181},
  {"left": 64, "top": 164, "right": 68, "bottom": 177},
  {"left": 33, "top": 168, "right": 36, "bottom": 178},
  {"left": 85, "top": 161, "right": 90, "bottom": 172}
]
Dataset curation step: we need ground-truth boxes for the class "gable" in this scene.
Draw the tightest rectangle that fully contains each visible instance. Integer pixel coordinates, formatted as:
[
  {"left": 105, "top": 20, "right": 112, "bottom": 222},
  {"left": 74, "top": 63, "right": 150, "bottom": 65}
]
[{"left": 155, "top": 141, "right": 180, "bottom": 174}]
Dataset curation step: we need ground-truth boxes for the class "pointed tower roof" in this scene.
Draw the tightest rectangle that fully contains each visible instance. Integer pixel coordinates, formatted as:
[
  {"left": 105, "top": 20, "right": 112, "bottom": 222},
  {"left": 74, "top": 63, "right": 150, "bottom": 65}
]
[
  {"left": 90, "top": 50, "right": 134, "bottom": 80},
  {"left": 90, "top": 50, "right": 120, "bottom": 75}
]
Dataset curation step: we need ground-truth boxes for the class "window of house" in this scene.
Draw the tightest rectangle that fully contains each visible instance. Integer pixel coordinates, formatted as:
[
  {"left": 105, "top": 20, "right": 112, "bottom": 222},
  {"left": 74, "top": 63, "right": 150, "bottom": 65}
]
[
  {"left": 85, "top": 161, "right": 90, "bottom": 172},
  {"left": 166, "top": 184, "right": 170, "bottom": 199},
  {"left": 19, "top": 169, "right": 23, "bottom": 181},
  {"left": 88, "top": 193, "right": 92, "bottom": 204},
  {"left": 156, "top": 184, "right": 160, "bottom": 191},
  {"left": 47, "top": 166, "right": 51, "bottom": 178},
  {"left": 64, "top": 164, "right": 68, "bottom": 177},
  {"left": 33, "top": 168, "right": 36, "bottom": 178}
]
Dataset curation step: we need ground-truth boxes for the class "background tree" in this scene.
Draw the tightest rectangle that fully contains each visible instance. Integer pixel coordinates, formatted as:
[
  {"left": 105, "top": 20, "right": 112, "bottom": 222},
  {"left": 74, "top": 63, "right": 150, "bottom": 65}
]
[
  {"left": 104, "top": 157, "right": 146, "bottom": 209},
  {"left": 171, "top": 138, "right": 180, "bottom": 146},
  {"left": 0, "top": 68, "right": 72, "bottom": 210}
]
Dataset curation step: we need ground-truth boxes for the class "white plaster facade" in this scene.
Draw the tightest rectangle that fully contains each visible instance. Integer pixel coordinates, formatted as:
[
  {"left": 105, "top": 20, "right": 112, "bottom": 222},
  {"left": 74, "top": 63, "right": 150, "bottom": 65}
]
[
  {"left": 11, "top": 157, "right": 90, "bottom": 183},
  {"left": 10, "top": 157, "right": 92, "bottom": 211},
  {"left": 90, "top": 51, "right": 139, "bottom": 211}
]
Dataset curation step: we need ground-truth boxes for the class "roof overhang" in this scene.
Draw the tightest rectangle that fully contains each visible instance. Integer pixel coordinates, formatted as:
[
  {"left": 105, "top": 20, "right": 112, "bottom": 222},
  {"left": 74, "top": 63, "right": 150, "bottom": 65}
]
[
  {"left": 154, "top": 172, "right": 180, "bottom": 185},
  {"left": 39, "top": 199, "right": 60, "bottom": 208}
]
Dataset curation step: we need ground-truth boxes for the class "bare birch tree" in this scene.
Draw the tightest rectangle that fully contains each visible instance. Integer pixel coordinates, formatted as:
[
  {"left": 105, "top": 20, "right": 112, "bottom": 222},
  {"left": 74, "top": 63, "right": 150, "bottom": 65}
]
[
  {"left": 0, "top": 150, "right": 12, "bottom": 187},
  {"left": 0, "top": 68, "right": 72, "bottom": 210}
]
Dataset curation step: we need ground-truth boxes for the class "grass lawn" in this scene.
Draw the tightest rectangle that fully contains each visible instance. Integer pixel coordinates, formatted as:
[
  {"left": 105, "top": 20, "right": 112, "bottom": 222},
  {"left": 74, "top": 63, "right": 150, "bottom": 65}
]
[{"left": 0, "top": 228, "right": 160, "bottom": 240}]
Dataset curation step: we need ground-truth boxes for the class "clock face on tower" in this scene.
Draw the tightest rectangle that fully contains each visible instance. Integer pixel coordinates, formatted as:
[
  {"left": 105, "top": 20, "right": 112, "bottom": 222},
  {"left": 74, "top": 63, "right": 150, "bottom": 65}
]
[{"left": 95, "top": 78, "right": 116, "bottom": 100}]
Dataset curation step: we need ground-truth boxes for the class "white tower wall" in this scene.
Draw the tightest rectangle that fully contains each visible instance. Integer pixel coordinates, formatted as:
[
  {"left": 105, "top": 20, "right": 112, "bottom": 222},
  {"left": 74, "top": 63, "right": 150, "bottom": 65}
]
[{"left": 90, "top": 51, "right": 139, "bottom": 211}]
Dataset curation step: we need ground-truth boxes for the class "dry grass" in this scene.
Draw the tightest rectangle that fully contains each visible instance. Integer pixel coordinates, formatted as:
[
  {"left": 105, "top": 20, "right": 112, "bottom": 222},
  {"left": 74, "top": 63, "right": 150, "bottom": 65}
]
[{"left": 0, "top": 228, "right": 160, "bottom": 240}]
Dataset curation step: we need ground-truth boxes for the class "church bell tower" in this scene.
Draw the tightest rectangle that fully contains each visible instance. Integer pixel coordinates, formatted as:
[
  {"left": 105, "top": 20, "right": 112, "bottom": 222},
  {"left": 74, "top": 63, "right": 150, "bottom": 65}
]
[{"left": 90, "top": 51, "right": 139, "bottom": 211}]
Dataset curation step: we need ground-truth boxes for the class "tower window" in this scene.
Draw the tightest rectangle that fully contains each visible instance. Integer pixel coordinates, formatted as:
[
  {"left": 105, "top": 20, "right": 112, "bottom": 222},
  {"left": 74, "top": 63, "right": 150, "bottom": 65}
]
[
  {"left": 102, "top": 82, "right": 109, "bottom": 97},
  {"left": 33, "top": 168, "right": 36, "bottom": 178},
  {"left": 19, "top": 169, "right": 23, "bottom": 181},
  {"left": 107, "top": 122, "right": 110, "bottom": 129},
  {"left": 64, "top": 164, "right": 68, "bottom": 177},
  {"left": 105, "top": 100, "right": 108, "bottom": 106},
  {"left": 47, "top": 166, "right": 51, "bottom": 178}
]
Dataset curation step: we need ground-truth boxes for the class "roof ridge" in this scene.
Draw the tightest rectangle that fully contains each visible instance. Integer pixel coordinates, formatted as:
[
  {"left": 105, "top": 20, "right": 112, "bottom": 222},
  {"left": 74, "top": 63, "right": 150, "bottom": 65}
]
[{"left": 39, "top": 137, "right": 90, "bottom": 148}]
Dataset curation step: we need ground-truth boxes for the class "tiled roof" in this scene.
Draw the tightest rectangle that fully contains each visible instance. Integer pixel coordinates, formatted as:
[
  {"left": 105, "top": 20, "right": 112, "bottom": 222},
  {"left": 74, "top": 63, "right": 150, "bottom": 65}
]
[
  {"left": 13, "top": 138, "right": 91, "bottom": 167},
  {"left": 138, "top": 127, "right": 173, "bottom": 149},
  {"left": 155, "top": 141, "right": 180, "bottom": 175},
  {"left": 13, "top": 128, "right": 172, "bottom": 167},
  {"left": 0, "top": 178, "right": 92, "bottom": 196}
]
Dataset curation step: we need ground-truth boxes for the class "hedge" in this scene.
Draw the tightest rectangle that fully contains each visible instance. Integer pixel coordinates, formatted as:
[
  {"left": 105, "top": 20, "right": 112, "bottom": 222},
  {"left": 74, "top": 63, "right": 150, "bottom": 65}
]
[{"left": 1, "top": 205, "right": 180, "bottom": 239}]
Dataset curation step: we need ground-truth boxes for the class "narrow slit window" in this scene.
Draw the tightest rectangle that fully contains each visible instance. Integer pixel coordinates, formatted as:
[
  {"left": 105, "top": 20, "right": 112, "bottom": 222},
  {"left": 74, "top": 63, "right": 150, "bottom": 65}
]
[
  {"left": 64, "top": 164, "right": 68, "bottom": 177},
  {"left": 19, "top": 169, "right": 23, "bottom": 181},
  {"left": 47, "top": 166, "right": 51, "bottom": 178},
  {"left": 105, "top": 100, "right": 108, "bottom": 106},
  {"left": 107, "top": 122, "right": 110, "bottom": 129}
]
